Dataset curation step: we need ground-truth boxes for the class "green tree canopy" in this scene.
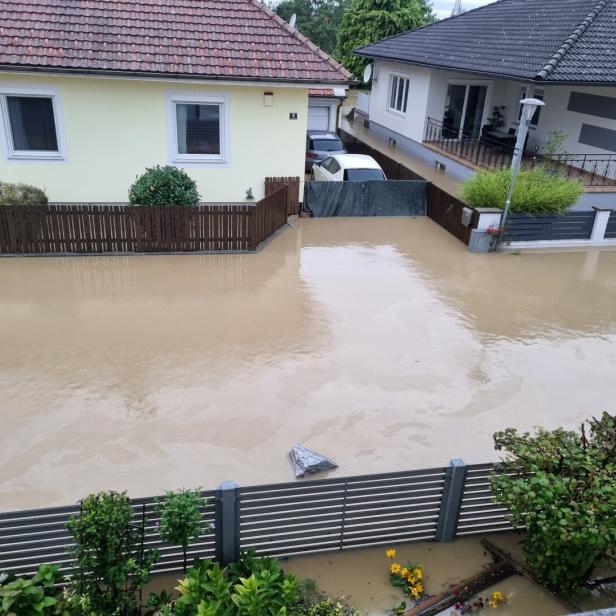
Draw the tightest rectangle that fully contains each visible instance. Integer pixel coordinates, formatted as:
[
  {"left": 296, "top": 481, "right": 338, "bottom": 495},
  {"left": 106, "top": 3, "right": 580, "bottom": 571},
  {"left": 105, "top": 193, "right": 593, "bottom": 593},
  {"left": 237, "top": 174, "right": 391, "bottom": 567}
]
[
  {"left": 275, "top": 0, "right": 350, "bottom": 54},
  {"left": 335, "top": 0, "right": 433, "bottom": 77},
  {"left": 491, "top": 413, "right": 616, "bottom": 598}
]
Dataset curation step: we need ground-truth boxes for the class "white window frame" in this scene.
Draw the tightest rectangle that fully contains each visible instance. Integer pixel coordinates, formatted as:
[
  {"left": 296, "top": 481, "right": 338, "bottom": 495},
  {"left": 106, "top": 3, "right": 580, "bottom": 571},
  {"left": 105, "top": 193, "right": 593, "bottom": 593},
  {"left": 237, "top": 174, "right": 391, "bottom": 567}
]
[
  {"left": 388, "top": 73, "right": 410, "bottom": 116},
  {"left": 0, "top": 84, "right": 66, "bottom": 161},
  {"left": 167, "top": 91, "right": 229, "bottom": 165}
]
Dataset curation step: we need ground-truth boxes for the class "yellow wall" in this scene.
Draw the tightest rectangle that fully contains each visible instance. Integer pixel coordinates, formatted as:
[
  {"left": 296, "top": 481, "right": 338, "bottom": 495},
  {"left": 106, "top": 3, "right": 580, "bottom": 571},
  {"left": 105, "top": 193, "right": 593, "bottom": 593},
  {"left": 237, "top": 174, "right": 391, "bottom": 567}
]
[{"left": 0, "top": 73, "right": 309, "bottom": 202}]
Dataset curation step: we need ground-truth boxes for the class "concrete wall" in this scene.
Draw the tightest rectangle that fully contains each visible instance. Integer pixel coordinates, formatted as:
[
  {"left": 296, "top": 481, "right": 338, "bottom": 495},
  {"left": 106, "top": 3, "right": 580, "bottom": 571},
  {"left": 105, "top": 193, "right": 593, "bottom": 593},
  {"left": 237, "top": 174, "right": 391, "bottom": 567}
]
[{"left": 0, "top": 73, "right": 309, "bottom": 202}]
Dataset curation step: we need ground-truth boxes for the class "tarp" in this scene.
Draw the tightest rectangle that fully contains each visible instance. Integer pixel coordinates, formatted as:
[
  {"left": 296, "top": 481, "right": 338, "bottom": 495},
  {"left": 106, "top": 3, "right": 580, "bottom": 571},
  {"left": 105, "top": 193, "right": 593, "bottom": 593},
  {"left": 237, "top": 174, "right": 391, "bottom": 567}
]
[
  {"left": 289, "top": 444, "right": 337, "bottom": 478},
  {"left": 304, "top": 180, "right": 428, "bottom": 217}
]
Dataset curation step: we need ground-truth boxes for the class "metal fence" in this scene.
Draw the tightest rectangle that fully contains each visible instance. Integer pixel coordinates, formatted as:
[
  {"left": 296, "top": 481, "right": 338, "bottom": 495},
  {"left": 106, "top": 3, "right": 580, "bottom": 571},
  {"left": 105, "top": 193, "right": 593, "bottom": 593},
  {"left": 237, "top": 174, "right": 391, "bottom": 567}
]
[
  {"left": 504, "top": 211, "right": 596, "bottom": 241},
  {"left": 0, "top": 461, "right": 515, "bottom": 578},
  {"left": 605, "top": 211, "right": 616, "bottom": 239}
]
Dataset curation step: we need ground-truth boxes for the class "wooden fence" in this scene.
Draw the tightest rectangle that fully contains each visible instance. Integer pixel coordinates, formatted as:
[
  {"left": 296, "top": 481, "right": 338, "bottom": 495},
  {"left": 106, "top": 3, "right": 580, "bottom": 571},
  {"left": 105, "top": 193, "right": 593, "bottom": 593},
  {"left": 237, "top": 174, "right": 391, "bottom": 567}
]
[
  {"left": 265, "top": 176, "right": 301, "bottom": 216},
  {"left": 0, "top": 186, "right": 290, "bottom": 255},
  {"left": 426, "top": 184, "right": 476, "bottom": 245}
]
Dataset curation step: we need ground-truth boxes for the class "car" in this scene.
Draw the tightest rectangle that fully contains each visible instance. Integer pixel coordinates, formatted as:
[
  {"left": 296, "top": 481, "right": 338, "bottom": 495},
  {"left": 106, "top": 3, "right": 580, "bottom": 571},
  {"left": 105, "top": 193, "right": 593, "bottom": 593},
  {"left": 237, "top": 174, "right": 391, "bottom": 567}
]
[
  {"left": 311, "top": 153, "right": 386, "bottom": 182},
  {"left": 305, "top": 131, "right": 346, "bottom": 172}
]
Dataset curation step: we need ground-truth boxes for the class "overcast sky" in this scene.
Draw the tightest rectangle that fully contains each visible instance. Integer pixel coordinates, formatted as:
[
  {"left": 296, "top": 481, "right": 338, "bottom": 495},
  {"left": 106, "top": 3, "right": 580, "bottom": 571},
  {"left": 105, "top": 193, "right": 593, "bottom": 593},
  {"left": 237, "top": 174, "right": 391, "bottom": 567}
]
[{"left": 433, "top": 0, "right": 496, "bottom": 20}]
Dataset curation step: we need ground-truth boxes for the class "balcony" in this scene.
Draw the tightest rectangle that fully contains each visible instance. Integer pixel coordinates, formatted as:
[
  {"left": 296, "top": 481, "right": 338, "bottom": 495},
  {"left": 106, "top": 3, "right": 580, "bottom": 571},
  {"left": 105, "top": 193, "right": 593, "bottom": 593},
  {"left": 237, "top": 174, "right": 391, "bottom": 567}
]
[{"left": 423, "top": 117, "right": 616, "bottom": 190}]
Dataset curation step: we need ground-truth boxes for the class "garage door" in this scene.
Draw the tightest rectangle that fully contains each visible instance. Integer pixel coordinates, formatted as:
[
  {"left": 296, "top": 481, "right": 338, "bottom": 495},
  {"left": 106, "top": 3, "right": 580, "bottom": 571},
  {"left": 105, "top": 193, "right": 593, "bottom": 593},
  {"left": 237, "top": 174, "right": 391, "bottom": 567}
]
[{"left": 308, "top": 106, "right": 330, "bottom": 131}]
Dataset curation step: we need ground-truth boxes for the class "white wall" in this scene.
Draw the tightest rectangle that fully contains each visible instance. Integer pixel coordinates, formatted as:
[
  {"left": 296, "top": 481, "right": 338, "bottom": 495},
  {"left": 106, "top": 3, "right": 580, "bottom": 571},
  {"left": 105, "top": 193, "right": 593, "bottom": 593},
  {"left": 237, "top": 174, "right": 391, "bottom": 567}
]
[{"left": 369, "top": 61, "right": 433, "bottom": 142}]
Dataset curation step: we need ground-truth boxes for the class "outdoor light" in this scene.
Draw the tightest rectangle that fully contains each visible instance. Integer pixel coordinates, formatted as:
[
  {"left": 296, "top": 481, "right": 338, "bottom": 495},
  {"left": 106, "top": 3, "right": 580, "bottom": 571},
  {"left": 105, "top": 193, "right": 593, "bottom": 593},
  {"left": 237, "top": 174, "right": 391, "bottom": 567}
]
[{"left": 500, "top": 97, "right": 547, "bottom": 228}]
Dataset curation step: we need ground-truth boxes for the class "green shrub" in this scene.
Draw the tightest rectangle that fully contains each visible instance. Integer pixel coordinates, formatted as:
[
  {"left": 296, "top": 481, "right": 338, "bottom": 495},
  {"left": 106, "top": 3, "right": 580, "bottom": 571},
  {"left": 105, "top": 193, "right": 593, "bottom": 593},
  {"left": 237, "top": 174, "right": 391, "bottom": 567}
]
[
  {"left": 460, "top": 168, "right": 582, "bottom": 214},
  {"left": 66, "top": 491, "right": 159, "bottom": 615},
  {"left": 0, "top": 181, "right": 48, "bottom": 205},
  {"left": 156, "top": 489, "right": 208, "bottom": 573},
  {"left": 0, "top": 564, "right": 62, "bottom": 615},
  {"left": 128, "top": 165, "right": 200, "bottom": 206},
  {"left": 491, "top": 413, "right": 616, "bottom": 598}
]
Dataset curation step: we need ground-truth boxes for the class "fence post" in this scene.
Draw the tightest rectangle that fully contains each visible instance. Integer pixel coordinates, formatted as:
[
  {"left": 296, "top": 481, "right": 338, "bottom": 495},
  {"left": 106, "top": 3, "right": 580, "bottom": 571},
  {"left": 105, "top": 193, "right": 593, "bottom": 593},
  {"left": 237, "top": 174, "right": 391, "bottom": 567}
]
[
  {"left": 218, "top": 481, "right": 240, "bottom": 565},
  {"left": 435, "top": 458, "right": 467, "bottom": 542},
  {"left": 590, "top": 207, "right": 612, "bottom": 243}
]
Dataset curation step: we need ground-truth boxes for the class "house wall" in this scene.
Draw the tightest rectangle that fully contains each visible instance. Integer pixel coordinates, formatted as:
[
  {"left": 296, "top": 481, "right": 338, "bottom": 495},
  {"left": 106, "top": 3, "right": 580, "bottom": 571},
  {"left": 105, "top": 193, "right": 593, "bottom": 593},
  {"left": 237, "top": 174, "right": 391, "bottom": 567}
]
[
  {"left": 0, "top": 73, "right": 309, "bottom": 202},
  {"left": 370, "top": 61, "right": 433, "bottom": 142}
]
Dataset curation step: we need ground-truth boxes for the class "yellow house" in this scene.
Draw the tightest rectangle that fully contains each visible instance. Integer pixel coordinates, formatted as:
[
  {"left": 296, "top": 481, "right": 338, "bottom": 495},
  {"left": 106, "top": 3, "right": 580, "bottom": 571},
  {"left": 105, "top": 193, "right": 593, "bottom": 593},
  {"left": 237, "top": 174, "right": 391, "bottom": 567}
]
[{"left": 0, "top": 0, "right": 351, "bottom": 202}]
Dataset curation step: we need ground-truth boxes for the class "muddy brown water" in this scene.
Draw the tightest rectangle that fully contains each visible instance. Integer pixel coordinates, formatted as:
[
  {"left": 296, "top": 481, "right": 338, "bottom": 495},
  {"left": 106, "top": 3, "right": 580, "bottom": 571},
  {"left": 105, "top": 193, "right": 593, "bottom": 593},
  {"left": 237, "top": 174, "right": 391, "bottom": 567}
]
[{"left": 1, "top": 217, "right": 616, "bottom": 511}]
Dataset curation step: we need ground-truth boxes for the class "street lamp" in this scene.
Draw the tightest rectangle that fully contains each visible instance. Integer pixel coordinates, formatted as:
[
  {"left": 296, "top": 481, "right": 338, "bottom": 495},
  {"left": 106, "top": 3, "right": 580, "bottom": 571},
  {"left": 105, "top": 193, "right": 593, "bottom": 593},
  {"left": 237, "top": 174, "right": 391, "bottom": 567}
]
[{"left": 500, "top": 97, "right": 546, "bottom": 228}]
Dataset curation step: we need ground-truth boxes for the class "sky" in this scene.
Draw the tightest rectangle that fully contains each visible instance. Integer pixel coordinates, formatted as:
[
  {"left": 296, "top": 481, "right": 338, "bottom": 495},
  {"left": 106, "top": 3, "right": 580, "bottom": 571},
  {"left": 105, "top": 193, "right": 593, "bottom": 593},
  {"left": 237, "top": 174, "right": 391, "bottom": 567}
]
[{"left": 432, "top": 0, "right": 496, "bottom": 20}]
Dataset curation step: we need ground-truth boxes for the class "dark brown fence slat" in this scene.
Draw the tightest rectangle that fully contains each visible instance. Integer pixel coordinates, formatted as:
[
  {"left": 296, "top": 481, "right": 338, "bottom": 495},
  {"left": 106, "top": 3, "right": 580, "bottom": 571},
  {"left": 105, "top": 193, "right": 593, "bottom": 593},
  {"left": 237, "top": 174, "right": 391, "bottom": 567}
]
[
  {"left": 426, "top": 184, "right": 476, "bottom": 245},
  {"left": 265, "top": 177, "right": 301, "bottom": 216},
  {"left": 0, "top": 200, "right": 286, "bottom": 255}
]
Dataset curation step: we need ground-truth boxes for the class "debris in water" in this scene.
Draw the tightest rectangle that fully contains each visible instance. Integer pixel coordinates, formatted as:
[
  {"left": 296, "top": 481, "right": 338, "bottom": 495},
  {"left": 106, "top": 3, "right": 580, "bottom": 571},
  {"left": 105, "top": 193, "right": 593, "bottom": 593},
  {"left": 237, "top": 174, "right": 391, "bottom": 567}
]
[{"left": 289, "top": 444, "right": 337, "bottom": 478}]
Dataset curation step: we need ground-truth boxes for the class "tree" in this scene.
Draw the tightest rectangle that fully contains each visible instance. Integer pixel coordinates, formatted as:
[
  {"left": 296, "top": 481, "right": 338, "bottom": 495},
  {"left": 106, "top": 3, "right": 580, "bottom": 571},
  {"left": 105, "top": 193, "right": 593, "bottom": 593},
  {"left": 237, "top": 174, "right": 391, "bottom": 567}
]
[
  {"left": 335, "top": 0, "right": 433, "bottom": 77},
  {"left": 490, "top": 413, "right": 616, "bottom": 598},
  {"left": 275, "top": 0, "right": 350, "bottom": 54},
  {"left": 156, "top": 489, "right": 208, "bottom": 573}
]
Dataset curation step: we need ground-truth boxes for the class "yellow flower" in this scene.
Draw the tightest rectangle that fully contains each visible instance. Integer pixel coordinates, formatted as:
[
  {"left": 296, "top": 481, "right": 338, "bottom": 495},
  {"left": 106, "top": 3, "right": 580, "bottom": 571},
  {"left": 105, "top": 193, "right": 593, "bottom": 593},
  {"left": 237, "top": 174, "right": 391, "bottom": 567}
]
[
  {"left": 410, "top": 587, "right": 420, "bottom": 599},
  {"left": 489, "top": 601, "right": 497, "bottom": 608},
  {"left": 413, "top": 566, "right": 423, "bottom": 579},
  {"left": 386, "top": 548, "right": 396, "bottom": 559},
  {"left": 400, "top": 568, "right": 409, "bottom": 578},
  {"left": 390, "top": 563, "right": 402, "bottom": 574},
  {"left": 415, "top": 582, "right": 423, "bottom": 594}
]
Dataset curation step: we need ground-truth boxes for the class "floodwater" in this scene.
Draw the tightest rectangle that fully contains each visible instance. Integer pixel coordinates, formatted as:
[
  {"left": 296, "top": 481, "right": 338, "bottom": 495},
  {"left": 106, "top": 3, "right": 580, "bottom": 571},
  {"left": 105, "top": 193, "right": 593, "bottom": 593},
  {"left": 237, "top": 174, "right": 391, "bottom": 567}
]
[{"left": 1, "top": 217, "right": 616, "bottom": 510}]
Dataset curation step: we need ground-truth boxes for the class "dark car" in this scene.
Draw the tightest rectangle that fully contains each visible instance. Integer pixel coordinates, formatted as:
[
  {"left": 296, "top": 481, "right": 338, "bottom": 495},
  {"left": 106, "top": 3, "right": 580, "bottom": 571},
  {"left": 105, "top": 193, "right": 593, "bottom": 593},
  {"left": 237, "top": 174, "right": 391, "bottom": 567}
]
[{"left": 305, "top": 131, "right": 346, "bottom": 173}]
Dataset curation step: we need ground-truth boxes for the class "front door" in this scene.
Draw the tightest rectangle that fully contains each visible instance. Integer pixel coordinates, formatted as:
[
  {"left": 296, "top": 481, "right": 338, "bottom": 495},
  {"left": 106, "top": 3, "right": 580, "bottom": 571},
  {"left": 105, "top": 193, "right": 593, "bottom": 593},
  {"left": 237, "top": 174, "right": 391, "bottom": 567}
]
[{"left": 443, "top": 84, "right": 488, "bottom": 140}]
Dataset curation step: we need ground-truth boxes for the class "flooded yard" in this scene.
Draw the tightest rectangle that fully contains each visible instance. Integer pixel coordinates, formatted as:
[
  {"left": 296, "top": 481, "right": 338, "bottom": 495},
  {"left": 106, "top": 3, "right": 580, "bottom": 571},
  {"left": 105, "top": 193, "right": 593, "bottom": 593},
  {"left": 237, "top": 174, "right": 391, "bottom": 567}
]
[{"left": 1, "top": 217, "right": 616, "bottom": 510}]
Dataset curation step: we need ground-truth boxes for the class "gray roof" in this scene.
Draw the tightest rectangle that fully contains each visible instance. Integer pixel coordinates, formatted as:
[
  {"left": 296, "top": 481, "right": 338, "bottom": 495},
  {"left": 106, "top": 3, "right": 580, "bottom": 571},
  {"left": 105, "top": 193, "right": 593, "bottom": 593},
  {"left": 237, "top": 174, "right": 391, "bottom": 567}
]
[{"left": 356, "top": 0, "right": 616, "bottom": 84}]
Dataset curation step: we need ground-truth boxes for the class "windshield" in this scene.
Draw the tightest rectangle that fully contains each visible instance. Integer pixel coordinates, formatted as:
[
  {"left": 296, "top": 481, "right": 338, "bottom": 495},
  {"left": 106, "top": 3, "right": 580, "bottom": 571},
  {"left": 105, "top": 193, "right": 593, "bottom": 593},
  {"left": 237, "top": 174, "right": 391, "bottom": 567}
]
[
  {"left": 344, "top": 168, "right": 385, "bottom": 181},
  {"left": 311, "top": 139, "right": 344, "bottom": 151}
]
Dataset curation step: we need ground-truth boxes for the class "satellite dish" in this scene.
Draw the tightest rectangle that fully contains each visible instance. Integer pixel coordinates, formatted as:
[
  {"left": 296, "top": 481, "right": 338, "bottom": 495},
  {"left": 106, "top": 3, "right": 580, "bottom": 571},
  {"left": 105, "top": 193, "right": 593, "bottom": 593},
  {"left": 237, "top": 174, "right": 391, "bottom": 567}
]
[
  {"left": 289, "top": 13, "right": 297, "bottom": 29},
  {"left": 362, "top": 64, "right": 373, "bottom": 84}
]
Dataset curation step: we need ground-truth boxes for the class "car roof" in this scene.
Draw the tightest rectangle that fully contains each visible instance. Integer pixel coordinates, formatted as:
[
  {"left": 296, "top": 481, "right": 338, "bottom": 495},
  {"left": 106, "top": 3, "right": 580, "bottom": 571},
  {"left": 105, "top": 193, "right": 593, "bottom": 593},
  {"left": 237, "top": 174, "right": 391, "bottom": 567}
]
[
  {"left": 307, "top": 131, "right": 340, "bottom": 139},
  {"left": 326, "top": 153, "right": 383, "bottom": 170}
]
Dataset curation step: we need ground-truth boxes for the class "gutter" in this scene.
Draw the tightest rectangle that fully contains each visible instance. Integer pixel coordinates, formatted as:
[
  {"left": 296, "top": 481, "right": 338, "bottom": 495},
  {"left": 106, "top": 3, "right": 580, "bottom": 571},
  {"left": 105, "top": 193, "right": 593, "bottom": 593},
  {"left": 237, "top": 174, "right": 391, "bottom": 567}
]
[
  {"left": 0, "top": 64, "right": 357, "bottom": 87},
  {"left": 351, "top": 53, "right": 616, "bottom": 87}
]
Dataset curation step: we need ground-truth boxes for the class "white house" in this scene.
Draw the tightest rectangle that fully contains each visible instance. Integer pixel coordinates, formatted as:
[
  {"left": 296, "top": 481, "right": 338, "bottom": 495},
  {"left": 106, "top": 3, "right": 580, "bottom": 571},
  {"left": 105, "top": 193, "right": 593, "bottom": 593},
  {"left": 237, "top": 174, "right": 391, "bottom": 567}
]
[
  {"left": 0, "top": 0, "right": 351, "bottom": 203},
  {"left": 355, "top": 0, "right": 616, "bottom": 208}
]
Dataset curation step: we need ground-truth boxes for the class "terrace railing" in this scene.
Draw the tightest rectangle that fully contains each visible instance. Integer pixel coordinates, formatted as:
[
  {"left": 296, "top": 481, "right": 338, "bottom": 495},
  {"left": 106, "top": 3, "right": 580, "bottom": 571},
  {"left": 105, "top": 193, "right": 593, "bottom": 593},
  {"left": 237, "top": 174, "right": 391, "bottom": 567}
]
[{"left": 424, "top": 117, "right": 616, "bottom": 187}]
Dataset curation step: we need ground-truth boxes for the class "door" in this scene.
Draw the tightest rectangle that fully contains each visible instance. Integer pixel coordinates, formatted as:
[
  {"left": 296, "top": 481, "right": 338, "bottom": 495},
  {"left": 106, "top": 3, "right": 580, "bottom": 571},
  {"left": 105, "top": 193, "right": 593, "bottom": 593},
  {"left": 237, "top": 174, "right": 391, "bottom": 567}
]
[
  {"left": 308, "top": 105, "right": 330, "bottom": 131},
  {"left": 443, "top": 84, "right": 488, "bottom": 139}
]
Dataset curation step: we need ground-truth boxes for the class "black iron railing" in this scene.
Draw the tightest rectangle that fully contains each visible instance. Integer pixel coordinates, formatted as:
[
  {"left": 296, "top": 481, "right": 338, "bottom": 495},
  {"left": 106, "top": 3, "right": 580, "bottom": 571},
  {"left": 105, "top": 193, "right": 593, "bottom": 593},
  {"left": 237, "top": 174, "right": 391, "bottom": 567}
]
[{"left": 424, "top": 117, "right": 616, "bottom": 187}]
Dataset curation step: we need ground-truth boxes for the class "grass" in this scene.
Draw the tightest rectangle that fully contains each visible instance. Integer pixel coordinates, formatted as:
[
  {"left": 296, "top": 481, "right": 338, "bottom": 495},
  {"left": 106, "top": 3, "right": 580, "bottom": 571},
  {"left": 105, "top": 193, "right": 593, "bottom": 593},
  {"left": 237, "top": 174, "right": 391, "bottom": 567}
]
[{"left": 460, "top": 168, "right": 583, "bottom": 215}]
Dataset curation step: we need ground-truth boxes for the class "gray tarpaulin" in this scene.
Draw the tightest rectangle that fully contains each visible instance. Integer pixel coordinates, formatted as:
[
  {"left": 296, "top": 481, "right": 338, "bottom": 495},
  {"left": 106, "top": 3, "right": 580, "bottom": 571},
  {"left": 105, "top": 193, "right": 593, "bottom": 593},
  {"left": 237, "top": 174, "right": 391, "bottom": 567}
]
[
  {"left": 304, "top": 180, "right": 428, "bottom": 217},
  {"left": 289, "top": 444, "right": 337, "bottom": 478}
]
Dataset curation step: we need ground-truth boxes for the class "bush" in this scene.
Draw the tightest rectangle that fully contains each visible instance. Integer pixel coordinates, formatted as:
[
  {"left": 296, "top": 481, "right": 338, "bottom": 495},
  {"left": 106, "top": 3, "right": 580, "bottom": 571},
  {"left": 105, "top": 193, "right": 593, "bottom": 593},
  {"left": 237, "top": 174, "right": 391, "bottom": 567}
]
[
  {"left": 66, "top": 491, "right": 159, "bottom": 615},
  {"left": 490, "top": 413, "right": 616, "bottom": 598},
  {"left": 460, "top": 168, "right": 582, "bottom": 214},
  {"left": 0, "top": 181, "right": 48, "bottom": 205},
  {"left": 0, "top": 564, "right": 62, "bottom": 615},
  {"left": 128, "top": 165, "right": 199, "bottom": 206}
]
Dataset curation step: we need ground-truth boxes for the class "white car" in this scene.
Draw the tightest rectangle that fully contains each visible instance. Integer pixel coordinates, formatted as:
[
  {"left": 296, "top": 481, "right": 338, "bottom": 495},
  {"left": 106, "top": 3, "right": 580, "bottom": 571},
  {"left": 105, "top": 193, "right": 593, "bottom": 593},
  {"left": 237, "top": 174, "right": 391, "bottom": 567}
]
[{"left": 311, "top": 153, "right": 386, "bottom": 182}]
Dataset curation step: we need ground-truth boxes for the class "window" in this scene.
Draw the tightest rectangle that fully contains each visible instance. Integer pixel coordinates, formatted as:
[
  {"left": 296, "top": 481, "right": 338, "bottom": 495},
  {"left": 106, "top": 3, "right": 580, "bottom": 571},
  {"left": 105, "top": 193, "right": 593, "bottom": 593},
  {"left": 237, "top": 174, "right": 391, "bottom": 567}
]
[
  {"left": 517, "top": 88, "right": 544, "bottom": 127},
  {"left": 168, "top": 93, "right": 227, "bottom": 163},
  {"left": 328, "top": 158, "right": 341, "bottom": 174},
  {"left": 388, "top": 74, "right": 410, "bottom": 114},
  {"left": 344, "top": 168, "right": 385, "bottom": 181},
  {"left": 0, "top": 89, "right": 63, "bottom": 159},
  {"left": 310, "top": 138, "right": 344, "bottom": 152}
]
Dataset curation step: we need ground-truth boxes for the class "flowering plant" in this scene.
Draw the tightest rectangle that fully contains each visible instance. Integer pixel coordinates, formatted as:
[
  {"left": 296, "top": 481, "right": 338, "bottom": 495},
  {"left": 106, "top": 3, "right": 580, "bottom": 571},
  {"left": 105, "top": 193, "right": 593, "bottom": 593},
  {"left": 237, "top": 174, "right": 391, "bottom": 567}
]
[
  {"left": 452, "top": 590, "right": 506, "bottom": 613},
  {"left": 386, "top": 548, "right": 424, "bottom": 601},
  {"left": 485, "top": 225, "right": 506, "bottom": 237}
]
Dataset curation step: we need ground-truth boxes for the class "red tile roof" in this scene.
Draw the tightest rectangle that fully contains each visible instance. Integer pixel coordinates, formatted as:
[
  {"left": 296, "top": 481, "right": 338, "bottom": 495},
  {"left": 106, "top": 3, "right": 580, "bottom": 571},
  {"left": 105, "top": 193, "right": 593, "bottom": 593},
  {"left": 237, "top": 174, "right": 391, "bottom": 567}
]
[
  {"left": 0, "top": 0, "right": 352, "bottom": 84},
  {"left": 309, "top": 88, "right": 335, "bottom": 96}
]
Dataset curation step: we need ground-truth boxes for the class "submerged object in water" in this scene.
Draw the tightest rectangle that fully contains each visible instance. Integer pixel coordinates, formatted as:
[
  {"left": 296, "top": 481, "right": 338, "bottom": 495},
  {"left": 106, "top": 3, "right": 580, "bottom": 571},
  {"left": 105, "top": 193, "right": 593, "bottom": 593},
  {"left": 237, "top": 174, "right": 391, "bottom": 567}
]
[{"left": 289, "top": 444, "right": 337, "bottom": 478}]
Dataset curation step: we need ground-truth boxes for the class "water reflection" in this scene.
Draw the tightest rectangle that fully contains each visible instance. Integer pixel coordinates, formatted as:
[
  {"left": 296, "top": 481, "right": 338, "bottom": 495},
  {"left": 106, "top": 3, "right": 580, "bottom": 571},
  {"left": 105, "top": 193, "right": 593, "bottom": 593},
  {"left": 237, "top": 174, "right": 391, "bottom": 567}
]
[{"left": 1, "top": 217, "right": 615, "bottom": 510}]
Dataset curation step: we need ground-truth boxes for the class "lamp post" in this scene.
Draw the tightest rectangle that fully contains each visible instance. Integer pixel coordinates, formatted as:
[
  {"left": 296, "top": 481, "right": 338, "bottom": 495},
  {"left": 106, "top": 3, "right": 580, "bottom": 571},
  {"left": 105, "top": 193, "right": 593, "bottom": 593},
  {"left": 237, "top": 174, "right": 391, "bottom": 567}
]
[{"left": 500, "top": 97, "right": 546, "bottom": 228}]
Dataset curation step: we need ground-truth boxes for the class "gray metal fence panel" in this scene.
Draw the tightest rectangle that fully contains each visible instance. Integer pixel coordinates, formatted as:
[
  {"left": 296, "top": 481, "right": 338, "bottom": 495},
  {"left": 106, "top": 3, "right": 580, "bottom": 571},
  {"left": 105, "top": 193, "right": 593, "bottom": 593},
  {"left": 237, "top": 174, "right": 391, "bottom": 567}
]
[
  {"left": 456, "top": 464, "right": 517, "bottom": 537},
  {"left": 0, "top": 492, "right": 218, "bottom": 578},
  {"left": 605, "top": 211, "right": 616, "bottom": 239},
  {"left": 1, "top": 464, "right": 520, "bottom": 576},
  {"left": 237, "top": 468, "right": 446, "bottom": 558},
  {"left": 504, "top": 211, "right": 596, "bottom": 241}
]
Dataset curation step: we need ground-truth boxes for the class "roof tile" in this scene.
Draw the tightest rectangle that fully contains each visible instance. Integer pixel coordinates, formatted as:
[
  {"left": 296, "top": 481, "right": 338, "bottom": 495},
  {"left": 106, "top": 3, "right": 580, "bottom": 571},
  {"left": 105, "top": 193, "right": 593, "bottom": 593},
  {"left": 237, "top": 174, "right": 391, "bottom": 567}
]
[{"left": 0, "top": 0, "right": 351, "bottom": 83}]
